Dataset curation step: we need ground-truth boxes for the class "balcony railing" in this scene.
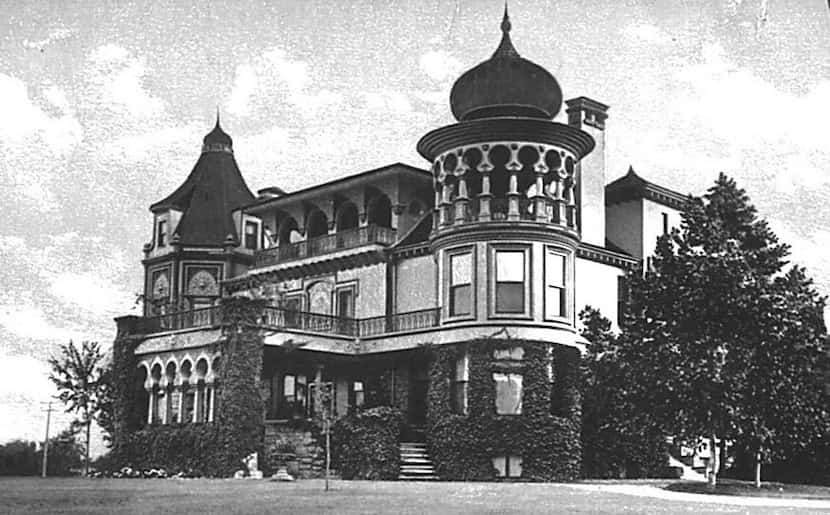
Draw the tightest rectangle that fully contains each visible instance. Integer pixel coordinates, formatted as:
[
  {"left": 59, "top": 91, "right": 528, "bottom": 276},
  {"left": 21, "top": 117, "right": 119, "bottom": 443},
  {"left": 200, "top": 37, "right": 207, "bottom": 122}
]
[
  {"left": 137, "top": 305, "right": 441, "bottom": 339},
  {"left": 358, "top": 308, "right": 442, "bottom": 337},
  {"left": 254, "top": 225, "right": 397, "bottom": 268},
  {"left": 136, "top": 305, "right": 224, "bottom": 334}
]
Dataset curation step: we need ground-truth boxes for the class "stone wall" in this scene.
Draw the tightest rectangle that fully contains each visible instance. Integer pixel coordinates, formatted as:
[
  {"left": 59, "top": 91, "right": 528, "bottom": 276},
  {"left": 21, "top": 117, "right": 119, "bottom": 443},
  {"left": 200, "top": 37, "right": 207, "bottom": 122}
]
[{"left": 264, "top": 423, "right": 330, "bottom": 479}]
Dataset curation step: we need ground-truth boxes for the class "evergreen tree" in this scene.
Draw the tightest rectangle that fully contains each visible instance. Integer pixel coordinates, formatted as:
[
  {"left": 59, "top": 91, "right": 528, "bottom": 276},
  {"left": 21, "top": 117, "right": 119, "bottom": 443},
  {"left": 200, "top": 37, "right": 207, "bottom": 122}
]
[{"left": 617, "top": 174, "right": 829, "bottom": 487}]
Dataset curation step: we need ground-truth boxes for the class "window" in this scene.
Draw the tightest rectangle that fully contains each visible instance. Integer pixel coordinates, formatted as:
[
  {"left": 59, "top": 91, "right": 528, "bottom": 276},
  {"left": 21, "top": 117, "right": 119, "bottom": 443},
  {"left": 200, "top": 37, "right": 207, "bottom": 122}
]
[
  {"left": 152, "top": 388, "right": 164, "bottom": 424},
  {"left": 283, "top": 296, "right": 302, "bottom": 328},
  {"left": 662, "top": 212, "right": 669, "bottom": 235},
  {"left": 451, "top": 353, "right": 469, "bottom": 415},
  {"left": 617, "top": 276, "right": 629, "bottom": 326},
  {"left": 349, "top": 381, "right": 365, "bottom": 409},
  {"left": 157, "top": 220, "right": 167, "bottom": 247},
  {"left": 493, "top": 373, "right": 522, "bottom": 415},
  {"left": 279, "top": 373, "right": 309, "bottom": 419},
  {"left": 169, "top": 388, "right": 181, "bottom": 423},
  {"left": 492, "top": 456, "right": 523, "bottom": 478},
  {"left": 336, "top": 287, "right": 355, "bottom": 318},
  {"left": 244, "top": 221, "right": 258, "bottom": 250},
  {"left": 544, "top": 250, "right": 567, "bottom": 319},
  {"left": 449, "top": 252, "right": 472, "bottom": 317},
  {"left": 495, "top": 251, "right": 525, "bottom": 313}
]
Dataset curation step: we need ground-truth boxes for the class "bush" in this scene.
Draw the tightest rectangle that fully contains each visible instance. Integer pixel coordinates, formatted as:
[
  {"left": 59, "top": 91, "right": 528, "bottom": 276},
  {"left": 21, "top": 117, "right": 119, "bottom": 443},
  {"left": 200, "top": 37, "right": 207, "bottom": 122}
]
[{"left": 332, "top": 407, "right": 402, "bottom": 480}]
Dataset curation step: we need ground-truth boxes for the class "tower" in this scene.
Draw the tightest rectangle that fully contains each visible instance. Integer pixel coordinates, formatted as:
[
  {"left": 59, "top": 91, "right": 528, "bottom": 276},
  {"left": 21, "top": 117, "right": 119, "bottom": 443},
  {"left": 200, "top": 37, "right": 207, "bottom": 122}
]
[
  {"left": 417, "top": 7, "right": 595, "bottom": 331},
  {"left": 142, "top": 116, "right": 258, "bottom": 318}
]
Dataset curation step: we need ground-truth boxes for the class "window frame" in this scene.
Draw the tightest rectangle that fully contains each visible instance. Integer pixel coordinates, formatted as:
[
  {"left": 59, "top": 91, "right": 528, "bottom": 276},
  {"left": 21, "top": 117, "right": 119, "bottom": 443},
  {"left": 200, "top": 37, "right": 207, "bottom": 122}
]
[
  {"left": 444, "top": 246, "right": 476, "bottom": 321},
  {"left": 488, "top": 244, "right": 532, "bottom": 319},
  {"left": 543, "top": 247, "right": 570, "bottom": 321},
  {"left": 244, "top": 220, "right": 259, "bottom": 250},
  {"left": 450, "top": 352, "right": 469, "bottom": 415},
  {"left": 492, "top": 372, "right": 523, "bottom": 416},
  {"left": 157, "top": 219, "right": 167, "bottom": 248}
]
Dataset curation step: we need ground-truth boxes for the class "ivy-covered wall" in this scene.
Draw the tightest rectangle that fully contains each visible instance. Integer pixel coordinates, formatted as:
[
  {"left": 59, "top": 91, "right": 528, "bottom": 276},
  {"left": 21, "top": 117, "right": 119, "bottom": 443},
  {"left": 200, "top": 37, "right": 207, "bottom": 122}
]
[
  {"left": 111, "top": 298, "right": 267, "bottom": 476},
  {"left": 426, "top": 339, "right": 582, "bottom": 481}
]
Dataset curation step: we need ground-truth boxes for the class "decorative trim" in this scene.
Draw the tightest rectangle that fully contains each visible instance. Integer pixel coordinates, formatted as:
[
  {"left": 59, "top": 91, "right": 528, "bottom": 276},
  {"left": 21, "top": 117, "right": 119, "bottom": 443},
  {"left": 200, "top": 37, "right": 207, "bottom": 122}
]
[{"left": 576, "top": 242, "right": 639, "bottom": 270}]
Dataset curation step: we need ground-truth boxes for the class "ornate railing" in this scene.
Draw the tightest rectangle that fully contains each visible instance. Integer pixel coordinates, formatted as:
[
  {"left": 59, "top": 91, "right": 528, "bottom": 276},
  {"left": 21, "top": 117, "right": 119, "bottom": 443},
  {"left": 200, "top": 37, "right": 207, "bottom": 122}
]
[
  {"left": 358, "top": 308, "right": 441, "bottom": 337},
  {"left": 136, "top": 305, "right": 224, "bottom": 334},
  {"left": 137, "top": 305, "right": 441, "bottom": 339},
  {"left": 254, "top": 225, "right": 397, "bottom": 268}
]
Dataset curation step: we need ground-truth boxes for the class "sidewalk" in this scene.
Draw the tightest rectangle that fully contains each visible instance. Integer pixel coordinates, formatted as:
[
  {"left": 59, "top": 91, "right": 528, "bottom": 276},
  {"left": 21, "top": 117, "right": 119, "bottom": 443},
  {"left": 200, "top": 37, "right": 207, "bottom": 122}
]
[{"left": 565, "top": 483, "right": 830, "bottom": 510}]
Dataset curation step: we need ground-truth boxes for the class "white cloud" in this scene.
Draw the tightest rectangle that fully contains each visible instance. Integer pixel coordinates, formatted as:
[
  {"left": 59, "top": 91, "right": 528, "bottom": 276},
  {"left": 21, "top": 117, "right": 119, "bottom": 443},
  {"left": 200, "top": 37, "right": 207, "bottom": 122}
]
[
  {"left": 87, "top": 44, "right": 164, "bottom": 118},
  {"left": 226, "top": 47, "right": 341, "bottom": 118},
  {"left": 49, "top": 272, "right": 136, "bottom": 319},
  {"left": 0, "top": 304, "right": 86, "bottom": 343},
  {"left": 363, "top": 90, "right": 413, "bottom": 113},
  {"left": 621, "top": 23, "right": 672, "bottom": 45},
  {"left": 419, "top": 49, "right": 462, "bottom": 82},
  {"left": 22, "top": 26, "right": 74, "bottom": 50}
]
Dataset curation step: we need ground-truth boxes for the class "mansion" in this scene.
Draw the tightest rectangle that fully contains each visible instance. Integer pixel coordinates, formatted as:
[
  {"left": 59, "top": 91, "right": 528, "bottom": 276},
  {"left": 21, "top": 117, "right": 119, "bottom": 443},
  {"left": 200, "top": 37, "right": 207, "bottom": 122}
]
[{"left": 113, "top": 10, "right": 688, "bottom": 480}]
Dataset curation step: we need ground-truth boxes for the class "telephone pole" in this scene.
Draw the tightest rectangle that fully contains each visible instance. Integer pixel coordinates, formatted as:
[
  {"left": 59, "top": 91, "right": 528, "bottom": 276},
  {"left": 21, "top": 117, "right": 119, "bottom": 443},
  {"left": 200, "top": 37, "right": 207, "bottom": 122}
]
[{"left": 41, "top": 402, "right": 53, "bottom": 478}]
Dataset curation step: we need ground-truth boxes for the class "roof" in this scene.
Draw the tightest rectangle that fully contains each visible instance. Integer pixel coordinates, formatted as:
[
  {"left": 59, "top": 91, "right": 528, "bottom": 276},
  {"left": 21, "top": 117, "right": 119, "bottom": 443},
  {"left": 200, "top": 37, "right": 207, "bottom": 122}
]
[
  {"left": 605, "top": 166, "right": 689, "bottom": 210},
  {"left": 150, "top": 121, "right": 255, "bottom": 246},
  {"left": 244, "top": 162, "right": 431, "bottom": 214}
]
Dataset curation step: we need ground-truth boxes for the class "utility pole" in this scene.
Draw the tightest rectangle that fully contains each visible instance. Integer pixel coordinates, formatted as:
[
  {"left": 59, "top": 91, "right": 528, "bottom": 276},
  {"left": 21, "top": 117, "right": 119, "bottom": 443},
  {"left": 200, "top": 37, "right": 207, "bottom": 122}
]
[{"left": 41, "top": 402, "right": 52, "bottom": 478}]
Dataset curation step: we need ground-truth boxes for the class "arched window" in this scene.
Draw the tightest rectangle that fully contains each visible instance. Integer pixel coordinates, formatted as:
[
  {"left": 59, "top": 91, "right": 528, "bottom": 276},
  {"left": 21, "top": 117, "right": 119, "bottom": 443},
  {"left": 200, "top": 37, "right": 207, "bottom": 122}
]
[
  {"left": 195, "top": 358, "right": 209, "bottom": 423},
  {"left": 277, "top": 216, "right": 301, "bottom": 245},
  {"left": 165, "top": 361, "right": 178, "bottom": 424},
  {"left": 367, "top": 194, "right": 392, "bottom": 228},
  {"left": 306, "top": 209, "right": 329, "bottom": 239},
  {"left": 137, "top": 365, "right": 150, "bottom": 426},
  {"left": 150, "top": 363, "right": 163, "bottom": 424},
  {"left": 336, "top": 202, "right": 359, "bottom": 231},
  {"left": 180, "top": 360, "right": 194, "bottom": 423}
]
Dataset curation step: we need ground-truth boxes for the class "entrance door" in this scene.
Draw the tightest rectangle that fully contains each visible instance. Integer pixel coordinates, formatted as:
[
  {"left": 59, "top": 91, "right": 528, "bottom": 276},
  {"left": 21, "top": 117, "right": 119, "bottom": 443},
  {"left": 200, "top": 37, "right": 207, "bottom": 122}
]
[{"left": 408, "top": 362, "right": 429, "bottom": 427}]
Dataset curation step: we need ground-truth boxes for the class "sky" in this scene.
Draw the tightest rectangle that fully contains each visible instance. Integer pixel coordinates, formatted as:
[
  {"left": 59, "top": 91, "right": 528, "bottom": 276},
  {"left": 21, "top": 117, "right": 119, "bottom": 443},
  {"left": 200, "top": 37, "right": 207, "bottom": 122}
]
[{"left": 0, "top": 0, "right": 828, "bottom": 447}]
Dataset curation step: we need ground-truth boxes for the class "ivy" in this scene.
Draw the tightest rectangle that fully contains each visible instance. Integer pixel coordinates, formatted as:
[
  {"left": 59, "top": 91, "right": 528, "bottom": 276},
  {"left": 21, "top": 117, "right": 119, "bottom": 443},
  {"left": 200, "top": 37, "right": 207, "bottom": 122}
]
[
  {"left": 426, "top": 339, "right": 581, "bottom": 481},
  {"left": 331, "top": 406, "right": 402, "bottom": 480},
  {"left": 110, "top": 299, "right": 266, "bottom": 477}
]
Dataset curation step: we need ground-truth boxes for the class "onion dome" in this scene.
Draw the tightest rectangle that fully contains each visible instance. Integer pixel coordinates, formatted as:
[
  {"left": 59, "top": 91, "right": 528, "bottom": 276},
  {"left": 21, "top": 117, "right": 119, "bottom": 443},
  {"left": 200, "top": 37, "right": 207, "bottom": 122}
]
[
  {"left": 449, "top": 6, "right": 563, "bottom": 121},
  {"left": 202, "top": 111, "right": 233, "bottom": 153}
]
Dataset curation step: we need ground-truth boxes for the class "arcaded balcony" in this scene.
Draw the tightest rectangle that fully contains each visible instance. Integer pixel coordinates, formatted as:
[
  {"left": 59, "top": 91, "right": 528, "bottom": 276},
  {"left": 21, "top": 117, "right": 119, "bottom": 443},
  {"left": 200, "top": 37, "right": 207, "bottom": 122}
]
[{"left": 253, "top": 224, "right": 396, "bottom": 269}]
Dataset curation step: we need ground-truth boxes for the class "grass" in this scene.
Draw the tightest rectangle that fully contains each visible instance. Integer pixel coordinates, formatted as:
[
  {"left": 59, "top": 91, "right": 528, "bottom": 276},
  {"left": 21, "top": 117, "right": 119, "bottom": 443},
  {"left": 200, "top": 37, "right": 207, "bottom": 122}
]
[
  {"left": 2, "top": 477, "right": 829, "bottom": 514},
  {"left": 666, "top": 479, "right": 830, "bottom": 500}
]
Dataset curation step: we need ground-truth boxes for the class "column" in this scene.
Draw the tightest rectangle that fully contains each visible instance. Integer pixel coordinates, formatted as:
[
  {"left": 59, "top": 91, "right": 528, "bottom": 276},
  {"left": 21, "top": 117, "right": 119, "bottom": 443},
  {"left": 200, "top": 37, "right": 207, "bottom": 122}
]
[
  {"left": 439, "top": 180, "right": 453, "bottom": 227},
  {"left": 477, "top": 148, "right": 493, "bottom": 222},
  {"left": 454, "top": 176, "right": 469, "bottom": 223},
  {"left": 147, "top": 389, "right": 154, "bottom": 425},
  {"left": 506, "top": 147, "right": 521, "bottom": 221},
  {"left": 533, "top": 161, "right": 548, "bottom": 222}
]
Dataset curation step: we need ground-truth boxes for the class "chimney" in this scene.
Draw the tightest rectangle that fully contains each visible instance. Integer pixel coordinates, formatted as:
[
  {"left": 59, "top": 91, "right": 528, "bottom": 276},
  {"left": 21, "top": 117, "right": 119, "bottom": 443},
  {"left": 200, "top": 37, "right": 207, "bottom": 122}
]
[{"left": 566, "top": 96, "right": 609, "bottom": 247}]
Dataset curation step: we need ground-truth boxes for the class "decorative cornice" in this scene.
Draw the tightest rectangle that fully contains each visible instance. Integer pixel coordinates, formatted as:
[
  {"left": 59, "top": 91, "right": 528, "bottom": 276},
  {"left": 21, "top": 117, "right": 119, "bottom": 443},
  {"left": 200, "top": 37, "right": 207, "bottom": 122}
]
[
  {"left": 576, "top": 242, "right": 639, "bottom": 270},
  {"left": 390, "top": 242, "right": 431, "bottom": 260}
]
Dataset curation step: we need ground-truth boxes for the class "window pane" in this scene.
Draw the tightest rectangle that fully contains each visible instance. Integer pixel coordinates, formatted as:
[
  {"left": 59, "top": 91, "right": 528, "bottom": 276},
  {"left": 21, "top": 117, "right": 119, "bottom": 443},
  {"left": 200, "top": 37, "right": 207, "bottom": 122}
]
[
  {"left": 455, "top": 354, "right": 469, "bottom": 381},
  {"left": 546, "top": 286, "right": 564, "bottom": 318},
  {"left": 493, "top": 373, "right": 523, "bottom": 415},
  {"left": 496, "top": 282, "right": 524, "bottom": 313},
  {"left": 450, "top": 284, "right": 471, "bottom": 316},
  {"left": 283, "top": 375, "right": 295, "bottom": 398},
  {"left": 546, "top": 251, "right": 564, "bottom": 287},
  {"left": 492, "top": 456, "right": 507, "bottom": 477},
  {"left": 496, "top": 251, "right": 524, "bottom": 282},
  {"left": 450, "top": 253, "right": 471, "bottom": 286},
  {"left": 508, "top": 456, "right": 522, "bottom": 477}
]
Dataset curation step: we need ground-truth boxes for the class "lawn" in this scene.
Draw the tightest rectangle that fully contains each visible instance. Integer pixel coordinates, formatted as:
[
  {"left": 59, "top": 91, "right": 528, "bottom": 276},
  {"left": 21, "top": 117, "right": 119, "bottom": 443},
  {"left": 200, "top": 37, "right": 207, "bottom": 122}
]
[
  {"left": 666, "top": 479, "right": 830, "bottom": 500},
  {"left": 2, "top": 478, "right": 830, "bottom": 514}
]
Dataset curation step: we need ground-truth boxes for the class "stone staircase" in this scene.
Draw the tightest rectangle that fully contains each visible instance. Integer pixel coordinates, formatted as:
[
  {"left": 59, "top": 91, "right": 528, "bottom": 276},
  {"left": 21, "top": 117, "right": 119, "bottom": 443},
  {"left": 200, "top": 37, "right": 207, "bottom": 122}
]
[{"left": 398, "top": 442, "right": 438, "bottom": 481}]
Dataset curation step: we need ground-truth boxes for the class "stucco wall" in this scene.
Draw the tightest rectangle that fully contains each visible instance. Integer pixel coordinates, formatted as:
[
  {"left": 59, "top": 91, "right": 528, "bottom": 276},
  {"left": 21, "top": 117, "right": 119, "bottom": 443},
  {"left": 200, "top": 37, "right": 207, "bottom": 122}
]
[
  {"left": 642, "top": 199, "right": 682, "bottom": 260},
  {"left": 575, "top": 256, "right": 625, "bottom": 332},
  {"left": 605, "top": 199, "right": 643, "bottom": 259},
  {"left": 395, "top": 254, "right": 437, "bottom": 313},
  {"left": 338, "top": 263, "right": 386, "bottom": 318}
]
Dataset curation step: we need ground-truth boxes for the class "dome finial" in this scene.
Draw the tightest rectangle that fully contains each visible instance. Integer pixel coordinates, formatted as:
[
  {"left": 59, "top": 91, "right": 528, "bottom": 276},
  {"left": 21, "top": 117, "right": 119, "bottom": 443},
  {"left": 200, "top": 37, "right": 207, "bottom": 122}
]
[{"left": 493, "top": 3, "right": 519, "bottom": 58}]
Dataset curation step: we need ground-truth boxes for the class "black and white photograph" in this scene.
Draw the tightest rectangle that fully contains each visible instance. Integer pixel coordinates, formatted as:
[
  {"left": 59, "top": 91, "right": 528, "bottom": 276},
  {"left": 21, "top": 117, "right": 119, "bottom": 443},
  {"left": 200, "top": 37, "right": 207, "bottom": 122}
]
[{"left": 0, "top": 0, "right": 829, "bottom": 513}]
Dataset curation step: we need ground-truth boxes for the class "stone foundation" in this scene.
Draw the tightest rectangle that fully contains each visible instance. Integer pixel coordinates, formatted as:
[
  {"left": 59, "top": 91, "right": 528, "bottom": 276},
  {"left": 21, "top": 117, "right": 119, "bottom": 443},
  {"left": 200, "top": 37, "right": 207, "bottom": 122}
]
[{"left": 264, "top": 422, "right": 332, "bottom": 479}]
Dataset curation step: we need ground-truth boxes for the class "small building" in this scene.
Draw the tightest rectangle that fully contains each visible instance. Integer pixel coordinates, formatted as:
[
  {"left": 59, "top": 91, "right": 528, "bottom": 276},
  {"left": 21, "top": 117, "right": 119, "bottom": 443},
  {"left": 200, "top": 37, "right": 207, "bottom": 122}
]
[{"left": 112, "top": 10, "right": 687, "bottom": 481}]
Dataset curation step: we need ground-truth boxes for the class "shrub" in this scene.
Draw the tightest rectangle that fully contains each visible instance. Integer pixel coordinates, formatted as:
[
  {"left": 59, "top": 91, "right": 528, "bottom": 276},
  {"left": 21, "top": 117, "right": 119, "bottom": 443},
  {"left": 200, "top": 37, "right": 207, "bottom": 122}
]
[{"left": 332, "top": 407, "right": 402, "bottom": 480}]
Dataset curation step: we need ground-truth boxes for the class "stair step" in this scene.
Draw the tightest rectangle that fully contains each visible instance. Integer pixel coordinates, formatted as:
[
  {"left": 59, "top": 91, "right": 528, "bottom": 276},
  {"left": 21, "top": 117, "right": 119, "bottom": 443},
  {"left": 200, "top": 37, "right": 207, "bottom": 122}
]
[
  {"left": 401, "top": 457, "right": 431, "bottom": 463},
  {"left": 398, "top": 475, "right": 438, "bottom": 480}
]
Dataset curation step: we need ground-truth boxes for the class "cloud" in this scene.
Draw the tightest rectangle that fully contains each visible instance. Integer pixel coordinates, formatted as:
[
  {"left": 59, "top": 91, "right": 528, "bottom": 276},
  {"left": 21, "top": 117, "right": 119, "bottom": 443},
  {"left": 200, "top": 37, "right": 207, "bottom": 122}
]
[
  {"left": 87, "top": 44, "right": 165, "bottom": 118},
  {"left": 621, "top": 23, "right": 672, "bottom": 45},
  {"left": 0, "top": 305, "right": 86, "bottom": 343},
  {"left": 419, "top": 49, "right": 462, "bottom": 82},
  {"left": 363, "top": 90, "right": 413, "bottom": 113},
  {"left": 22, "top": 26, "right": 74, "bottom": 50},
  {"left": 226, "top": 47, "right": 341, "bottom": 118}
]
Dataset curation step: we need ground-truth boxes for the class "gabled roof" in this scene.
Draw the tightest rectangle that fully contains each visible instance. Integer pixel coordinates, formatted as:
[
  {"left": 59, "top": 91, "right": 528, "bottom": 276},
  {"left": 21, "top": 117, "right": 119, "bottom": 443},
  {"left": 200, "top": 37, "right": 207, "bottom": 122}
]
[
  {"left": 150, "top": 121, "right": 255, "bottom": 246},
  {"left": 605, "top": 166, "right": 689, "bottom": 210}
]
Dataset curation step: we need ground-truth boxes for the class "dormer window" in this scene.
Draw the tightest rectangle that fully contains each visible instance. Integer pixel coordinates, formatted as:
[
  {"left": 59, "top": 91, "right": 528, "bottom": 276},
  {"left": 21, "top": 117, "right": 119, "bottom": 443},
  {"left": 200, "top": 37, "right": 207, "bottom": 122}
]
[
  {"left": 244, "top": 221, "right": 258, "bottom": 250},
  {"left": 157, "top": 220, "right": 167, "bottom": 247}
]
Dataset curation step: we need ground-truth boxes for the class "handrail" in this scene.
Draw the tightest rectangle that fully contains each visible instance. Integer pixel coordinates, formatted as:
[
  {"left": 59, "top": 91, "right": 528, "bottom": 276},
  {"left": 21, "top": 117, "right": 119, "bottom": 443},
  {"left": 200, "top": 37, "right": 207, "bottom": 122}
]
[
  {"left": 137, "top": 305, "right": 441, "bottom": 338},
  {"left": 254, "top": 224, "right": 397, "bottom": 268}
]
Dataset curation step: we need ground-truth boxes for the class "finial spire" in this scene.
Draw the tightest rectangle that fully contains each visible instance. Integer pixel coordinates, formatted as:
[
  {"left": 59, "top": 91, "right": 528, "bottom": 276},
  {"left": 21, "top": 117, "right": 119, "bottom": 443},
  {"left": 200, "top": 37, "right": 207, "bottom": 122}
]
[
  {"left": 493, "top": 3, "right": 519, "bottom": 58},
  {"left": 501, "top": 2, "right": 511, "bottom": 33},
  {"left": 215, "top": 105, "right": 221, "bottom": 128}
]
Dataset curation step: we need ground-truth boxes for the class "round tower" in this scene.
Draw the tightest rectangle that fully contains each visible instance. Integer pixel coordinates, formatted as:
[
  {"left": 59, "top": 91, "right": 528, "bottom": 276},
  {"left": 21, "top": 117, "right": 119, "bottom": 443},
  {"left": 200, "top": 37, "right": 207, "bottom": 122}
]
[{"left": 418, "top": 8, "right": 595, "bottom": 331}]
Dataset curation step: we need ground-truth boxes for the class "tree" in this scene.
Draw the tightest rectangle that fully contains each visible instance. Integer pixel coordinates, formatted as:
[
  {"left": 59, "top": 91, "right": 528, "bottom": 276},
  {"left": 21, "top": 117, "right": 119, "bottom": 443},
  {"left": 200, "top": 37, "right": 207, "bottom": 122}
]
[
  {"left": 617, "top": 174, "right": 829, "bottom": 487},
  {"left": 48, "top": 340, "right": 107, "bottom": 477},
  {"left": 580, "top": 306, "right": 667, "bottom": 478}
]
